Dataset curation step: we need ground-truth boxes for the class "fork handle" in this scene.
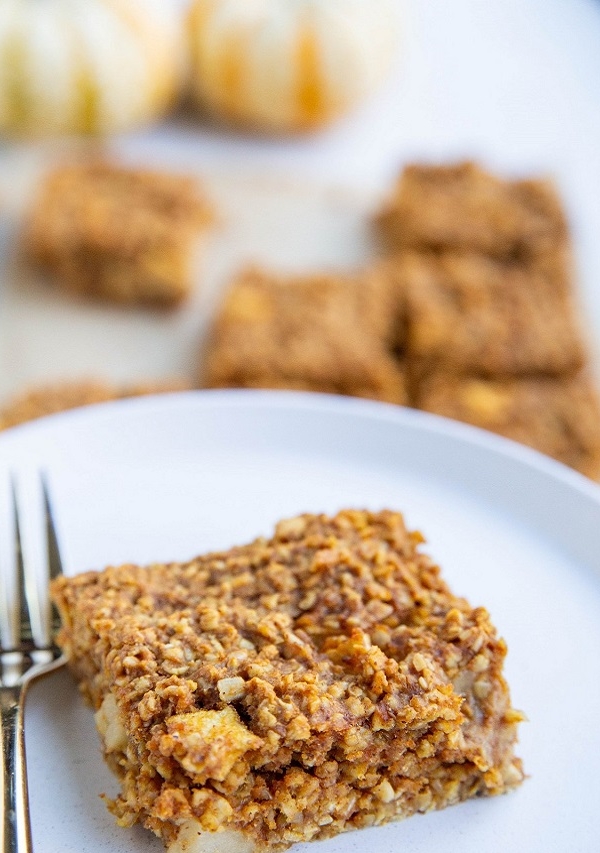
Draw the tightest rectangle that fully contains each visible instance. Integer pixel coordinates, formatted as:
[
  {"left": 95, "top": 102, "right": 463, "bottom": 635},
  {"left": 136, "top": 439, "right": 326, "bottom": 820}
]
[{"left": 1, "top": 686, "right": 32, "bottom": 853}]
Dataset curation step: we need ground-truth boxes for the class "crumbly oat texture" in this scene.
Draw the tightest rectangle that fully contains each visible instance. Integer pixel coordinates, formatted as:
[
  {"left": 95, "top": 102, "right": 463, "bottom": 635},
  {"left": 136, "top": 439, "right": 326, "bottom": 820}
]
[
  {"left": 396, "top": 250, "right": 586, "bottom": 378},
  {"left": 0, "top": 378, "right": 192, "bottom": 430},
  {"left": 374, "top": 161, "right": 568, "bottom": 260},
  {"left": 51, "top": 509, "right": 524, "bottom": 852},
  {"left": 202, "top": 267, "right": 407, "bottom": 405},
  {"left": 26, "top": 162, "right": 213, "bottom": 306},
  {"left": 417, "top": 371, "right": 600, "bottom": 479}
]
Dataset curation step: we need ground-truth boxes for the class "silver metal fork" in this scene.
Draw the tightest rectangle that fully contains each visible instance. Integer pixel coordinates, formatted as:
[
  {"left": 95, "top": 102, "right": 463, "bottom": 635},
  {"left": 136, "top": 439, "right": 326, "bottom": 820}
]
[{"left": 0, "top": 474, "right": 65, "bottom": 853}]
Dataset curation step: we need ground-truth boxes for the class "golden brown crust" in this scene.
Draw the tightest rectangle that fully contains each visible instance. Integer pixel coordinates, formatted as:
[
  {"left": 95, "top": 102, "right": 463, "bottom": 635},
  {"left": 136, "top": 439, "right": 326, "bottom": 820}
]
[
  {"left": 52, "top": 509, "right": 524, "bottom": 851},
  {"left": 201, "top": 267, "right": 407, "bottom": 405},
  {"left": 417, "top": 371, "right": 600, "bottom": 479},
  {"left": 0, "top": 378, "right": 192, "bottom": 430},
  {"left": 375, "top": 161, "right": 568, "bottom": 260},
  {"left": 26, "top": 162, "right": 214, "bottom": 306}
]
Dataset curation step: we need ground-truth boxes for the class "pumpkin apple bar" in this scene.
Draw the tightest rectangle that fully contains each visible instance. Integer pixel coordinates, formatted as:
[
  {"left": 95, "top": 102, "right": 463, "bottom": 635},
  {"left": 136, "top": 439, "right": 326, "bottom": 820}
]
[
  {"left": 51, "top": 509, "right": 524, "bottom": 852},
  {"left": 397, "top": 250, "right": 585, "bottom": 379},
  {"left": 26, "top": 162, "right": 213, "bottom": 306},
  {"left": 201, "top": 267, "right": 407, "bottom": 404},
  {"left": 375, "top": 161, "right": 568, "bottom": 260}
]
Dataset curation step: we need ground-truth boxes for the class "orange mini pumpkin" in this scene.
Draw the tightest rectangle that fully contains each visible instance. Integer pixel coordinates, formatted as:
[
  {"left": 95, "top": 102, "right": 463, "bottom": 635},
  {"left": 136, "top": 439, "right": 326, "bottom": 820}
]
[{"left": 187, "top": 0, "right": 400, "bottom": 132}]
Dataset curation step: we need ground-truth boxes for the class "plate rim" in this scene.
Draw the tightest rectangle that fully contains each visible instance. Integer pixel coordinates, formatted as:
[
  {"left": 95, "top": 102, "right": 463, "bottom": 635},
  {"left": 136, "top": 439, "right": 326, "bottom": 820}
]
[
  {"left": 0, "top": 388, "right": 600, "bottom": 492},
  {"left": 1, "top": 386, "right": 599, "bottom": 499}
]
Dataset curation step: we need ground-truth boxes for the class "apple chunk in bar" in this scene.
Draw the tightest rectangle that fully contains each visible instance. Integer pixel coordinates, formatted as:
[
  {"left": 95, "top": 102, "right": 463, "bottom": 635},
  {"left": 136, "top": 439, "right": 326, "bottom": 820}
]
[{"left": 51, "top": 510, "right": 524, "bottom": 852}]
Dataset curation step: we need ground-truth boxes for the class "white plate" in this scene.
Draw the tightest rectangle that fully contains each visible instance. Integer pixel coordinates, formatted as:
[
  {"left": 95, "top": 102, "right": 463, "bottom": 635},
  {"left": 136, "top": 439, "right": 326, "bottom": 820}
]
[{"left": 1, "top": 390, "right": 599, "bottom": 853}]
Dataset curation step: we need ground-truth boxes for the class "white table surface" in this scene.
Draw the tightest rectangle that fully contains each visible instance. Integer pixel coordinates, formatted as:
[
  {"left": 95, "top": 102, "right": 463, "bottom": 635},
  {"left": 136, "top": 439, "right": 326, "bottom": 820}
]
[{"left": 1, "top": 0, "right": 600, "bottom": 399}]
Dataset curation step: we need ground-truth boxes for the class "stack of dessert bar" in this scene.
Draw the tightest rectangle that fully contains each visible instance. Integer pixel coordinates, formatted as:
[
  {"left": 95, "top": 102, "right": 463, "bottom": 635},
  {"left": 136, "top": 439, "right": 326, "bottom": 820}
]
[
  {"left": 203, "top": 162, "right": 600, "bottom": 479},
  {"left": 6, "top": 159, "right": 600, "bottom": 477},
  {"left": 375, "top": 162, "right": 600, "bottom": 479}
]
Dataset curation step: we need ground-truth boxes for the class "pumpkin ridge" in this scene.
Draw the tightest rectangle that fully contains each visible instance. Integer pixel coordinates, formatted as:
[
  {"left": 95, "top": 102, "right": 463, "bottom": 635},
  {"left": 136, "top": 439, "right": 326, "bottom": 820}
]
[
  {"left": 101, "top": 0, "right": 177, "bottom": 112},
  {"left": 187, "top": 0, "right": 215, "bottom": 80},
  {"left": 296, "top": 22, "right": 325, "bottom": 128},
  {"left": 1, "top": 18, "right": 30, "bottom": 131},
  {"left": 217, "top": 28, "right": 246, "bottom": 118},
  {"left": 71, "top": 43, "right": 100, "bottom": 134}
]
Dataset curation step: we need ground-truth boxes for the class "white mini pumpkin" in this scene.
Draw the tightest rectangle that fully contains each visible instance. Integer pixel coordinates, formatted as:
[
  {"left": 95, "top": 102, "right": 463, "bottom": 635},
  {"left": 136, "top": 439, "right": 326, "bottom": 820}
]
[
  {"left": 187, "top": 0, "right": 400, "bottom": 132},
  {"left": 0, "top": 0, "right": 185, "bottom": 137}
]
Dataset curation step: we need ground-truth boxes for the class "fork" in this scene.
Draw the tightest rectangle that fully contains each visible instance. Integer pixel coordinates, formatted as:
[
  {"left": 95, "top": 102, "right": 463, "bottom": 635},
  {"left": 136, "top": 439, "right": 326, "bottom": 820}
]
[{"left": 0, "top": 473, "right": 65, "bottom": 853}]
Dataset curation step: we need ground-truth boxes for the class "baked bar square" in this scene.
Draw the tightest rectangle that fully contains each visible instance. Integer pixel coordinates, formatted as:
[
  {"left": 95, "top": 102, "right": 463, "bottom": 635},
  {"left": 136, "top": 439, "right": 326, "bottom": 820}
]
[
  {"left": 202, "top": 267, "right": 407, "bottom": 404},
  {"left": 51, "top": 509, "right": 524, "bottom": 852},
  {"left": 0, "top": 377, "right": 191, "bottom": 430},
  {"left": 375, "top": 161, "right": 568, "bottom": 260},
  {"left": 397, "top": 251, "right": 585, "bottom": 377},
  {"left": 417, "top": 371, "right": 600, "bottom": 479},
  {"left": 26, "top": 162, "right": 213, "bottom": 306}
]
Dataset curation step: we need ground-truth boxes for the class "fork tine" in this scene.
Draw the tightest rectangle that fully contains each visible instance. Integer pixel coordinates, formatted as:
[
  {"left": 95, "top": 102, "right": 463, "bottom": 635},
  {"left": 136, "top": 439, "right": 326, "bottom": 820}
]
[
  {"left": 12, "top": 472, "right": 49, "bottom": 649},
  {"left": 0, "top": 474, "right": 18, "bottom": 651},
  {"left": 42, "top": 473, "right": 63, "bottom": 583},
  {"left": 42, "top": 473, "right": 63, "bottom": 638},
  {"left": 14, "top": 479, "right": 31, "bottom": 651}
]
